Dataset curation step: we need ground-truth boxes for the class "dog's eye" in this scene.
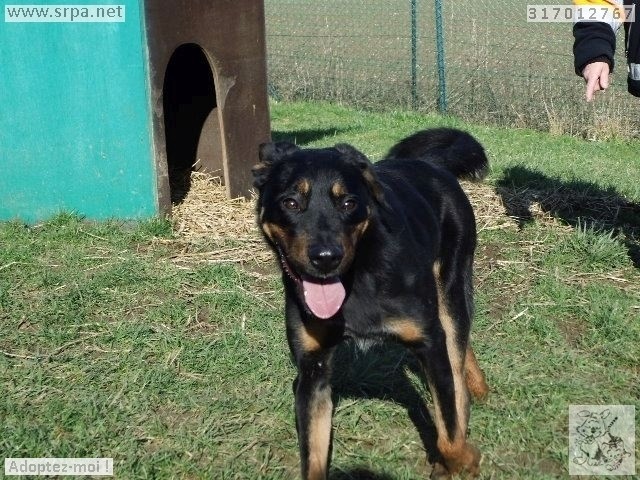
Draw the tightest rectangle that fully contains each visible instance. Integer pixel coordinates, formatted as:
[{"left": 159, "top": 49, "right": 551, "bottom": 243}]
[
  {"left": 340, "top": 199, "right": 357, "bottom": 212},
  {"left": 282, "top": 198, "right": 300, "bottom": 211}
]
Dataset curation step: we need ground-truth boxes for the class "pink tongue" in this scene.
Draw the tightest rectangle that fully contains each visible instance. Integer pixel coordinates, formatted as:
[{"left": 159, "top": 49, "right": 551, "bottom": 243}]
[{"left": 302, "top": 278, "right": 346, "bottom": 319}]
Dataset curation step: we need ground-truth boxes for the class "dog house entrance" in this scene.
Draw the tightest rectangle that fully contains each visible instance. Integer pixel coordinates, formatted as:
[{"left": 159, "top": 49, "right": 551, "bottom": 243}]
[{"left": 163, "top": 43, "right": 224, "bottom": 203}]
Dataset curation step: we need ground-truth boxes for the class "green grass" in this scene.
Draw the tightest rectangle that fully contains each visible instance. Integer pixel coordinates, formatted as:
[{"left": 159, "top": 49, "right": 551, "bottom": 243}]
[
  {"left": 265, "top": 0, "right": 640, "bottom": 138},
  {"left": 1, "top": 101, "right": 639, "bottom": 478}
]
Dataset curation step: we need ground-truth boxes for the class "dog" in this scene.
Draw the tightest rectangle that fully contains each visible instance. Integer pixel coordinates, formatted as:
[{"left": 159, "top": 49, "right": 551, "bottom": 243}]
[{"left": 252, "top": 128, "right": 490, "bottom": 479}]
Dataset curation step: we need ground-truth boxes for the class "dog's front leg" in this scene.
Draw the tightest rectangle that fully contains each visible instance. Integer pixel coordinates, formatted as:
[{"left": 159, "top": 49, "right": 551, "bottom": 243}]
[
  {"left": 284, "top": 285, "right": 340, "bottom": 480},
  {"left": 294, "top": 350, "right": 334, "bottom": 480}
]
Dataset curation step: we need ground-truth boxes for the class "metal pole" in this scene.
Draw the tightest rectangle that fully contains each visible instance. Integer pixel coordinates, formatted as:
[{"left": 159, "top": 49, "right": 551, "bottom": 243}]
[
  {"left": 434, "top": 0, "right": 447, "bottom": 113},
  {"left": 411, "top": 0, "right": 418, "bottom": 109}
]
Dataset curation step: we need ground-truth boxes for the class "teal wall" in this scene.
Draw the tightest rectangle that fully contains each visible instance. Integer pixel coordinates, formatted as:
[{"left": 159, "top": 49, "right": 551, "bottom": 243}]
[{"left": 0, "top": 1, "right": 158, "bottom": 223}]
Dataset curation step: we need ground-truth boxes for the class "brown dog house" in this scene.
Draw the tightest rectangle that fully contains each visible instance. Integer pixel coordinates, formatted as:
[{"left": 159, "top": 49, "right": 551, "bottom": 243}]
[{"left": 146, "top": 0, "right": 271, "bottom": 208}]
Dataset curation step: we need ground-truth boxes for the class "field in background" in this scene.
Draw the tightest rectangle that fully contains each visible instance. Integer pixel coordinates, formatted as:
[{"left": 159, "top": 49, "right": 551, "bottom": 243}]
[
  {"left": 1, "top": 102, "right": 639, "bottom": 478},
  {"left": 265, "top": 0, "right": 640, "bottom": 138}
]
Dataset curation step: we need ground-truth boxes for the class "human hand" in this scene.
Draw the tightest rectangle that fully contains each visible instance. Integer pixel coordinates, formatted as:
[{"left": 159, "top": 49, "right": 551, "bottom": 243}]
[{"left": 582, "top": 61, "right": 610, "bottom": 102}]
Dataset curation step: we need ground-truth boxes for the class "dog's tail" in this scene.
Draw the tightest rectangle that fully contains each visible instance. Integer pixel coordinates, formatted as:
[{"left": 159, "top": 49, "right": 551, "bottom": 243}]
[{"left": 385, "top": 127, "right": 488, "bottom": 181}]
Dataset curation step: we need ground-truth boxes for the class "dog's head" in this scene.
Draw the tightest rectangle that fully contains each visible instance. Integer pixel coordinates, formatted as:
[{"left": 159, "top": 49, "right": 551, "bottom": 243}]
[{"left": 253, "top": 141, "right": 385, "bottom": 319}]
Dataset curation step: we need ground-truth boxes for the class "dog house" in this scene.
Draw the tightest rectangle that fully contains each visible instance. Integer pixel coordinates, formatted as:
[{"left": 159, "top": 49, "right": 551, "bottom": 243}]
[{"left": 0, "top": 0, "right": 271, "bottom": 222}]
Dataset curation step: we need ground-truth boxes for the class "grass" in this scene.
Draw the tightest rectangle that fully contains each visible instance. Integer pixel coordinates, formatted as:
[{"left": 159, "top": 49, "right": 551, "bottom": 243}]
[
  {"left": 1, "top": 101, "right": 639, "bottom": 478},
  {"left": 265, "top": 0, "right": 640, "bottom": 138}
]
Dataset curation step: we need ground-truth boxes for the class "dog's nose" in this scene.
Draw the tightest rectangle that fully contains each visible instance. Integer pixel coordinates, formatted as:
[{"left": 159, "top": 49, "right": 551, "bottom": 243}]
[{"left": 308, "top": 245, "right": 344, "bottom": 273}]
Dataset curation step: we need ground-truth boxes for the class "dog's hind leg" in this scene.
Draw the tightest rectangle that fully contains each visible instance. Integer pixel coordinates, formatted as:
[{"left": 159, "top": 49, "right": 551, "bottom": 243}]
[
  {"left": 465, "top": 345, "right": 489, "bottom": 401},
  {"left": 410, "top": 328, "right": 480, "bottom": 478},
  {"left": 421, "top": 260, "right": 482, "bottom": 478},
  {"left": 388, "top": 313, "right": 480, "bottom": 478},
  {"left": 434, "top": 247, "right": 489, "bottom": 404}
]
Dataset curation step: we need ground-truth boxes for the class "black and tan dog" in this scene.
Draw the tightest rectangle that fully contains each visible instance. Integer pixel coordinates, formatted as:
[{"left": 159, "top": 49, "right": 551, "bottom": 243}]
[{"left": 253, "top": 128, "right": 490, "bottom": 479}]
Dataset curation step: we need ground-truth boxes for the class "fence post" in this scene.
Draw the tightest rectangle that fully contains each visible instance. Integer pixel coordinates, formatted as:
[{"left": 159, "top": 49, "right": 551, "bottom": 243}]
[
  {"left": 411, "top": 0, "right": 418, "bottom": 109},
  {"left": 434, "top": 0, "right": 447, "bottom": 113}
]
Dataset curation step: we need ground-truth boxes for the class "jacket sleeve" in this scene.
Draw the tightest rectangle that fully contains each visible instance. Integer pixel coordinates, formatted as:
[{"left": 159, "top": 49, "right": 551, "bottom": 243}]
[
  {"left": 573, "top": 22, "right": 617, "bottom": 74},
  {"left": 572, "top": 0, "right": 621, "bottom": 75}
]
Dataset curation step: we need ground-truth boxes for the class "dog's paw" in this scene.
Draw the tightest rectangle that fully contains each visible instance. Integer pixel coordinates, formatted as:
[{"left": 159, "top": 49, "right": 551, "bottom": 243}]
[{"left": 431, "top": 442, "right": 481, "bottom": 479}]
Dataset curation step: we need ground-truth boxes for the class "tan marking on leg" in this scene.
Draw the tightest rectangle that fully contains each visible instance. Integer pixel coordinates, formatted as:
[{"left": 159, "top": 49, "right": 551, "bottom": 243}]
[
  {"left": 307, "top": 386, "right": 332, "bottom": 480},
  {"left": 385, "top": 317, "right": 425, "bottom": 343},
  {"left": 430, "top": 260, "right": 480, "bottom": 476},
  {"left": 433, "top": 261, "right": 468, "bottom": 439},
  {"left": 296, "top": 323, "right": 327, "bottom": 353},
  {"left": 434, "top": 436, "right": 481, "bottom": 478},
  {"left": 465, "top": 345, "right": 489, "bottom": 401}
]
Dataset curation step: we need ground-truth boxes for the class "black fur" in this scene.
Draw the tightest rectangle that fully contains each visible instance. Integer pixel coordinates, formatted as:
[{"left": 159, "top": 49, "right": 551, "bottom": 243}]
[
  {"left": 385, "top": 127, "right": 488, "bottom": 181},
  {"left": 253, "top": 128, "right": 489, "bottom": 479}
]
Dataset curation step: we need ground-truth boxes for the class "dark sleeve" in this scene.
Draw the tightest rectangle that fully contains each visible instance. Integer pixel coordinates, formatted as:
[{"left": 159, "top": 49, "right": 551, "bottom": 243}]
[{"left": 573, "top": 21, "right": 616, "bottom": 75}]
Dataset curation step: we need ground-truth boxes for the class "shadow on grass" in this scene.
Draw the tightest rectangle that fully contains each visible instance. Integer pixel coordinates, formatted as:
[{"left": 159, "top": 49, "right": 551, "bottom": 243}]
[
  {"left": 496, "top": 166, "right": 640, "bottom": 267},
  {"left": 329, "top": 341, "right": 440, "bottom": 479},
  {"left": 330, "top": 468, "right": 396, "bottom": 480},
  {"left": 272, "top": 128, "right": 351, "bottom": 146}
]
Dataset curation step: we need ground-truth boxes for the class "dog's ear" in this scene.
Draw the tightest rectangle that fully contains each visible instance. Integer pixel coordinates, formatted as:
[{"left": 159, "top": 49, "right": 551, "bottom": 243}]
[
  {"left": 335, "top": 143, "right": 385, "bottom": 205},
  {"left": 252, "top": 141, "right": 299, "bottom": 189}
]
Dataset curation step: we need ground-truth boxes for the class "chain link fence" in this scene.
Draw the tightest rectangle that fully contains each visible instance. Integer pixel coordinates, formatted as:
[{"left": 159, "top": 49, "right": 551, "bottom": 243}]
[{"left": 265, "top": 0, "right": 640, "bottom": 139}]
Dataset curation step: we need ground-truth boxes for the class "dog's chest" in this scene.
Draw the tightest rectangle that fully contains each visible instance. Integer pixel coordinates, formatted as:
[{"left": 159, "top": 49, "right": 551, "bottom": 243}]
[{"left": 340, "top": 291, "right": 419, "bottom": 341}]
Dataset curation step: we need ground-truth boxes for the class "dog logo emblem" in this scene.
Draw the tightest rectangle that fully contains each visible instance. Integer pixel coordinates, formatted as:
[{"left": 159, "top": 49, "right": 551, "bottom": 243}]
[{"left": 569, "top": 405, "right": 635, "bottom": 475}]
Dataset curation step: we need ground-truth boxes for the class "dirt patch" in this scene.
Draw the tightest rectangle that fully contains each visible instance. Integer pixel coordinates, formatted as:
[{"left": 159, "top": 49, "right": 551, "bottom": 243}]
[
  {"left": 556, "top": 315, "right": 588, "bottom": 349},
  {"left": 508, "top": 452, "right": 565, "bottom": 477}
]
